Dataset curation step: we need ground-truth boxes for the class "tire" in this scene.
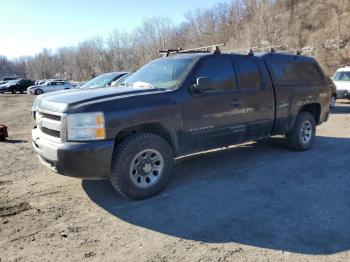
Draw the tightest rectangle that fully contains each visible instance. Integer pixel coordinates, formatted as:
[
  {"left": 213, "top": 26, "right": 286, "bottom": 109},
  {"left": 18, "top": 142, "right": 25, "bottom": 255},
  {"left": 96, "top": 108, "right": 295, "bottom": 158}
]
[
  {"left": 330, "top": 95, "right": 336, "bottom": 108},
  {"left": 109, "top": 133, "right": 174, "bottom": 200},
  {"left": 11, "top": 88, "right": 17, "bottom": 94},
  {"left": 286, "top": 112, "right": 316, "bottom": 151},
  {"left": 35, "top": 89, "right": 43, "bottom": 95},
  {"left": 0, "top": 134, "right": 5, "bottom": 141}
]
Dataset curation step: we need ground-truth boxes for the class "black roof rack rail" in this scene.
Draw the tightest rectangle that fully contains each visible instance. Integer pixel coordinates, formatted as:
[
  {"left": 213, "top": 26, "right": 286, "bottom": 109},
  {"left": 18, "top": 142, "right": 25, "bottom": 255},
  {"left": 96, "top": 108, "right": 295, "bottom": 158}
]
[
  {"left": 224, "top": 45, "right": 314, "bottom": 56},
  {"left": 276, "top": 47, "right": 313, "bottom": 55},
  {"left": 159, "top": 43, "right": 225, "bottom": 57}
]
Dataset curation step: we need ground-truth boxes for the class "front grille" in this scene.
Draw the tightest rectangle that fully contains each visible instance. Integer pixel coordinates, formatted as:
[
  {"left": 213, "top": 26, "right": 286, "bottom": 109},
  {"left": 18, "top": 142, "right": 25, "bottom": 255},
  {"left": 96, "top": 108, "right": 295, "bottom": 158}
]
[
  {"left": 37, "top": 111, "right": 62, "bottom": 140},
  {"left": 40, "top": 127, "right": 60, "bottom": 138},
  {"left": 41, "top": 113, "right": 61, "bottom": 121}
]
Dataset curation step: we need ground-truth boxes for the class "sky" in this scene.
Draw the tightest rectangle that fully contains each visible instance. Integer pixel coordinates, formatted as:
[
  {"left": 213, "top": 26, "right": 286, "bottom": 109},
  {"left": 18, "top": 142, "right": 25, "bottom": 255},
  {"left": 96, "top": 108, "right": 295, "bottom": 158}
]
[{"left": 0, "top": 0, "right": 220, "bottom": 58}]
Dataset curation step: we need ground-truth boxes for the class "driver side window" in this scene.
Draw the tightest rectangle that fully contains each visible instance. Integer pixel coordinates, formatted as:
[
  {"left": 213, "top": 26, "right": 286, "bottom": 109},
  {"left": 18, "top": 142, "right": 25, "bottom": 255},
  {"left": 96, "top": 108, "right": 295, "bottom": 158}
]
[{"left": 195, "top": 56, "right": 237, "bottom": 93}]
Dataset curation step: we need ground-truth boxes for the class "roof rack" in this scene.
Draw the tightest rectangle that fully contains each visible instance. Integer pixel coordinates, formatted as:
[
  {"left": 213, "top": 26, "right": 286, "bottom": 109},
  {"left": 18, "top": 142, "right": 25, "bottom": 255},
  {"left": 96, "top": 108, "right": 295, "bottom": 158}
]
[
  {"left": 159, "top": 43, "right": 225, "bottom": 57},
  {"left": 276, "top": 47, "right": 314, "bottom": 55},
  {"left": 235, "top": 46, "right": 314, "bottom": 56},
  {"left": 225, "top": 45, "right": 283, "bottom": 55}
]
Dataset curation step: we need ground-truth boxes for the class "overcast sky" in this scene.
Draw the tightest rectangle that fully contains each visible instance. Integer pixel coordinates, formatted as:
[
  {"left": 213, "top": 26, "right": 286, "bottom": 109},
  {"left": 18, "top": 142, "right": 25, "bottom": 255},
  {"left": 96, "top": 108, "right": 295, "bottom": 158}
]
[{"left": 0, "top": 0, "right": 220, "bottom": 58}]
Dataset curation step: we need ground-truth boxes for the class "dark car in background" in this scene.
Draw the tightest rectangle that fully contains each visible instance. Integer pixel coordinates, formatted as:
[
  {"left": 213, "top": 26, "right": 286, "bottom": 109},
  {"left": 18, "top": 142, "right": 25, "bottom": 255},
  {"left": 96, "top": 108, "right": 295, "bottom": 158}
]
[{"left": 0, "top": 79, "right": 35, "bottom": 94}]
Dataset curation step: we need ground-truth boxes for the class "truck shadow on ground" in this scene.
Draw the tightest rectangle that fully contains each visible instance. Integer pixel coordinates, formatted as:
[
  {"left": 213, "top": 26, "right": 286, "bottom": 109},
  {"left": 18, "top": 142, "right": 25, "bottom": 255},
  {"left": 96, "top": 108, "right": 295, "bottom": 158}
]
[
  {"left": 83, "top": 135, "right": 350, "bottom": 255},
  {"left": 1, "top": 139, "right": 27, "bottom": 144}
]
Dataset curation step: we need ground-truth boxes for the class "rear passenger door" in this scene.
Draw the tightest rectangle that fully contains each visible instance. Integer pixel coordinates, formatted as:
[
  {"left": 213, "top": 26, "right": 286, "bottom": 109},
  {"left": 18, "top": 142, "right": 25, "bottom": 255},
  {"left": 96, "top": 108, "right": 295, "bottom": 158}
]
[
  {"left": 232, "top": 56, "right": 275, "bottom": 140},
  {"left": 55, "top": 81, "right": 67, "bottom": 91},
  {"left": 182, "top": 55, "right": 248, "bottom": 152}
]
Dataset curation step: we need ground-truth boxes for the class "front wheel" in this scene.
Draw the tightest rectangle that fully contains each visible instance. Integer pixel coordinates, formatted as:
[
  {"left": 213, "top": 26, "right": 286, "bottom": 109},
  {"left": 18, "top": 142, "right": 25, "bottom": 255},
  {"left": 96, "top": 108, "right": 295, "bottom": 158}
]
[
  {"left": 35, "top": 89, "right": 43, "bottom": 95},
  {"left": 286, "top": 112, "right": 316, "bottom": 151},
  {"left": 109, "top": 133, "right": 174, "bottom": 200}
]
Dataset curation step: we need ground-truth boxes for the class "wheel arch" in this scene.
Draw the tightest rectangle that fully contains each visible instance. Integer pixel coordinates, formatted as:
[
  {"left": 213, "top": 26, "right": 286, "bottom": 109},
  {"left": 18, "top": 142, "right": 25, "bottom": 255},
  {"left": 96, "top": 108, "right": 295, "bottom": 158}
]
[
  {"left": 114, "top": 122, "right": 178, "bottom": 154},
  {"left": 299, "top": 103, "right": 321, "bottom": 124}
]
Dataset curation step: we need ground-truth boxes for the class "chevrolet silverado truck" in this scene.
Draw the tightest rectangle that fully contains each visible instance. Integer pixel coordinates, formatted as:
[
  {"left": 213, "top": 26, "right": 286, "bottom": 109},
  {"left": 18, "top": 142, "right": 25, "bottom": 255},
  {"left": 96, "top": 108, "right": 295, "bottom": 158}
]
[{"left": 32, "top": 47, "right": 331, "bottom": 199}]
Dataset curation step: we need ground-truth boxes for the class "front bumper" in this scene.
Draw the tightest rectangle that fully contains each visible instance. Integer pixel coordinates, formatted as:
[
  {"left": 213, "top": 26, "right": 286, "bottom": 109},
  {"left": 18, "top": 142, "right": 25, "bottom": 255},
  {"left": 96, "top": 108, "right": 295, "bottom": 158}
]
[
  {"left": 336, "top": 90, "right": 350, "bottom": 99},
  {"left": 32, "top": 127, "right": 114, "bottom": 179}
]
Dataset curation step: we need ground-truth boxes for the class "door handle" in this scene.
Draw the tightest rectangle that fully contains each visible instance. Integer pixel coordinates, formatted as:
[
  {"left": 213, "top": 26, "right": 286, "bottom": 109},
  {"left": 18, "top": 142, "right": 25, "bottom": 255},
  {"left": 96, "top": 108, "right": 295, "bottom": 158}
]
[{"left": 231, "top": 99, "right": 240, "bottom": 107}]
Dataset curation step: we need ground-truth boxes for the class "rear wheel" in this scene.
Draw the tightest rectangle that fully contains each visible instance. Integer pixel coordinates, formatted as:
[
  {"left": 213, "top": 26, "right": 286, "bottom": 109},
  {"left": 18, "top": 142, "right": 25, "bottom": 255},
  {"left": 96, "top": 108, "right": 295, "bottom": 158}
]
[
  {"left": 35, "top": 89, "right": 43, "bottom": 95},
  {"left": 286, "top": 112, "right": 316, "bottom": 151},
  {"left": 109, "top": 133, "right": 174, "bottom": 200}
]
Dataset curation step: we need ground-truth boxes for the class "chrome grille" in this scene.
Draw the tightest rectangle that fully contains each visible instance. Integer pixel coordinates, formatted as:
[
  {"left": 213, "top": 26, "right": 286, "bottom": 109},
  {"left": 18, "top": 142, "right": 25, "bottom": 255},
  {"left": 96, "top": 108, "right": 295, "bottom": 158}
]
[
  {"left": 36, "top": 111, "right": 62, "bottom": 140},
  {"left": 41, "top": 127, "right": 60, "bottom": 138}
]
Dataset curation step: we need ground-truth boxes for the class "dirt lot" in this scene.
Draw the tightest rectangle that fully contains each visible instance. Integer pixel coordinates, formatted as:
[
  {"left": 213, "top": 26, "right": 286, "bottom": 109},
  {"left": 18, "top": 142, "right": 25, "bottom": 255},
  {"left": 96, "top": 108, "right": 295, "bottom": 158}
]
[{"left": 0, "top": 94, "right": 349, "bottom": 262}]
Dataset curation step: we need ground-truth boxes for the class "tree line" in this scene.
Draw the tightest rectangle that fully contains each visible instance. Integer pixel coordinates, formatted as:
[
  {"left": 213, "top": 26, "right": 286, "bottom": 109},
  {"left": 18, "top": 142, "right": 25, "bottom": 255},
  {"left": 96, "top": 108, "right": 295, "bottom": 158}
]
[{"left": 1, "top": 0, "right": 350, "bottom": 81}]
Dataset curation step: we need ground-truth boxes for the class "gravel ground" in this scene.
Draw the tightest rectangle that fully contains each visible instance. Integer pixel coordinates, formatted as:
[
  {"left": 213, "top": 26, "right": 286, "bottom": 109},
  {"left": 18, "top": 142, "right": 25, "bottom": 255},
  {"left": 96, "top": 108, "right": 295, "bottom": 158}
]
[{"left": 0, "top": 94, "right": 349, "bottom": 262}]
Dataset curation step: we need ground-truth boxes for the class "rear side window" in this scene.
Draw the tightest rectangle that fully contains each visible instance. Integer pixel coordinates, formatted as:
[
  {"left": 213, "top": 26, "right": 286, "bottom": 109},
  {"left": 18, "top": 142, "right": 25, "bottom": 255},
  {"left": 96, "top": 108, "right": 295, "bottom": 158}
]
[
  {"left": 298, "top": 63, "right": 323, "bottom": 81},
  {"left": 195, "top": 56, "right": 237, "bottom": 93},
  {"left": 271, "top": 62, "right": 299, "bottom": 82},
  {"left": 271, "top": 61, "right": 323, "bottom": 84},
  {"left": 235, "top": 58, "right": 262, "bottom": 89}
]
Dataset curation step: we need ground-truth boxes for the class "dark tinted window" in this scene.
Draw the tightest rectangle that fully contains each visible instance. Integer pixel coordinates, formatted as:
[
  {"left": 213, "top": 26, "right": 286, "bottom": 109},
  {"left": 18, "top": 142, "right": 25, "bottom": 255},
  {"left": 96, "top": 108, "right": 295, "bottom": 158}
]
[
  {"left": 195, "top": 56, "right": 236, "bottom": 93},
  {"left": 298, "top": 63, "right": 323, "bottom": 81},
  {"left": 271, "top": 61, "right": 323, "bottom": 83},
  {"left": 271, "top": 62, "right": 299, "bottom": 82},
  {"left": 235, "top": 58, "right": 262, "bottom": 89}
]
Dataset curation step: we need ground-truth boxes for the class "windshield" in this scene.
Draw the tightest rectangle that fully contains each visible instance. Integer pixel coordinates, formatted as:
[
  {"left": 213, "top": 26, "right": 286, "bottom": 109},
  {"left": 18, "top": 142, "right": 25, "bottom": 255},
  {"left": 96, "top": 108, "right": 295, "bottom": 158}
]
[
  {"left": 125, "top": 57, "right": 197, "bottom": 90},
  {"left": 80, "top": 73, "right": 119, "bottom": 89},
  {"left": 333, "top": 71, "right": 350, "bottom": 81},
  {"left": 111, "top": 74, "right": 131, "bottom": 87},
  {"left": 6, "top": 79, "right": 20, "bottom": 85}
]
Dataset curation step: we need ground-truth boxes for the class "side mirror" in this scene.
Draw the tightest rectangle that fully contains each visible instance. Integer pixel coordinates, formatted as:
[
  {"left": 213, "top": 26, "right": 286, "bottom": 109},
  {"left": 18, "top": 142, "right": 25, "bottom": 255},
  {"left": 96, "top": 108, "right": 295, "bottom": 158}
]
[{"left": 191, "top": 77, "right": 214, "bottom": 94}]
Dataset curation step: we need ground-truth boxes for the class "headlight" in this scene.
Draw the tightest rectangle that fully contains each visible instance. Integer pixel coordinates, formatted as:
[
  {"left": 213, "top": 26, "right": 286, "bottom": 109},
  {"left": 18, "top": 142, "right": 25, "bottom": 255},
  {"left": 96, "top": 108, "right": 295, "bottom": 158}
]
[{"left": 67, "top": 112, "right": 106, "bottom": 141}]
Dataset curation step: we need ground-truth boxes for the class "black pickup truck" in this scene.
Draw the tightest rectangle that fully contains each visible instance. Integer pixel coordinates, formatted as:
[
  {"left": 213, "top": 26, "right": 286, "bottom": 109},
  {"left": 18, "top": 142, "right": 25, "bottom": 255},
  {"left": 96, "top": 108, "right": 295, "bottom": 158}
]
[{"left": 32, "top": 48, "right": 331, "bottom": 199}]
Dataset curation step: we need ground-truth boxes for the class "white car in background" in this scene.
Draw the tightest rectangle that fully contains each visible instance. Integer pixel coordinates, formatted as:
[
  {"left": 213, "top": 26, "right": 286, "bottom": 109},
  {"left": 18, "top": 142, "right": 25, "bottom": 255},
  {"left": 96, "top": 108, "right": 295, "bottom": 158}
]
[
  {"left": 332, "top": 66, "right": 350, "bottom": 100},
  {"left": 27, "top": 80, "right": 73, "bottom": 95}
]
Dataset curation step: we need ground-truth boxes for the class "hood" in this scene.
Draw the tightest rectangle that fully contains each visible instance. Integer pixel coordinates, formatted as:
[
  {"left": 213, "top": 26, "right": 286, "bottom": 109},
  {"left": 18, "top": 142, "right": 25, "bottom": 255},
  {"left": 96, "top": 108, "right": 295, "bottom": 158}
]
[
  {"left": 36, "top": 86, "right": 165, "bottom": 113},
  {"left": 28, "top": 85, "right": 43, "bottom": 89},
  {"left": 333, "top": 81, "right": 350, "bottom": 91}
]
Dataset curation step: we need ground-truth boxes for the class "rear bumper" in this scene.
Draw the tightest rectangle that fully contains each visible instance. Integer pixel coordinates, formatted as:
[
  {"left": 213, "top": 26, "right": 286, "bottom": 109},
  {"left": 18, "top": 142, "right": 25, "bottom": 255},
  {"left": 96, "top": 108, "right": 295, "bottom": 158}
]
[
  {"left": 32, "top": 127, "right": 114, "bottom": 179},
  {"left": 336, "top": 90, "right": 350, "bottom": 99}
]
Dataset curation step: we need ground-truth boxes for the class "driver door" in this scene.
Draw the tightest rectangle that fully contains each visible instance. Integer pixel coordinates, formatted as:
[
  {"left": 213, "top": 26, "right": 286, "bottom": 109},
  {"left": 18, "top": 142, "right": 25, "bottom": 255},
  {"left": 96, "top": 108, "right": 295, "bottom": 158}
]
[{"left": 182, "top": 55, "right": 248, "bottom": 152}]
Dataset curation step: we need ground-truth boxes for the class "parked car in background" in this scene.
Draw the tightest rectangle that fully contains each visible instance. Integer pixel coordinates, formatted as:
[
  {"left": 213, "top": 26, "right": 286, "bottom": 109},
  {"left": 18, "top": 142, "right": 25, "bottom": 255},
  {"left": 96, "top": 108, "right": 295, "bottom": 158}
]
[
  {"left": 79, "top": 72, "right": 129, "bottom": 89},
  {"left": 0, "top": 79, "right": 35, "bottom": 93},
  {"left": 332, "top": 66, "right": 350, "bottom": 100},
  {"left": 2, "top": 77, "right": 20, "bottom": 82},
  {"left": 27, "top": 80, "right": 74, "bottom": 95},
  {"left": 110, "top": 73, "right": 132, "bottom": 87}
]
